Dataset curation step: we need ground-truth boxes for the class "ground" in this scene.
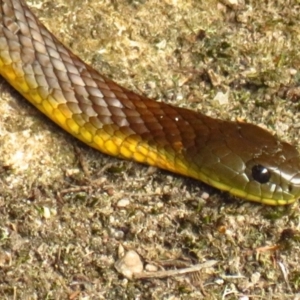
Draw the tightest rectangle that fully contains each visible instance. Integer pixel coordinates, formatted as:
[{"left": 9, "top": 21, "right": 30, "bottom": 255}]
[{"left": 0, "top": 0, "right": 300, "bottom": 299}]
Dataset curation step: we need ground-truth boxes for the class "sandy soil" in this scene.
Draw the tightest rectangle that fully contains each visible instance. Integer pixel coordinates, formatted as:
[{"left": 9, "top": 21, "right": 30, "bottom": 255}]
[{"left": 0, "top": 0, "right": 300, "bottom": 299}]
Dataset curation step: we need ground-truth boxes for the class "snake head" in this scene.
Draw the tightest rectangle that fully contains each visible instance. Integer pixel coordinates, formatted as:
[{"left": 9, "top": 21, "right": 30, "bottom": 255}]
[
  {"left": 242, "top": 140, "right": 300, "bottom": 205},
  {"left": 187, "top": 120, "right": 300, "bottom": 205}
]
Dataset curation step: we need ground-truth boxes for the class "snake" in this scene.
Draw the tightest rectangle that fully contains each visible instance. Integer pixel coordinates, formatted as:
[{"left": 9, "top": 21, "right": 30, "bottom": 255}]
[{"left": 1, "top": 0, "right": 300, "bottom": 205}]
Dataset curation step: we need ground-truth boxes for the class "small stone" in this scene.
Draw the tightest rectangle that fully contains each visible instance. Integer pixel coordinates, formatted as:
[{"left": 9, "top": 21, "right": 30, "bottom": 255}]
[
  {"left": 213, "top": 91, "right": 229, "bottom": 105},
  {"left": 251, "top": 272, "right": 261, "bottom": 284},
  {"left": 0, "top": 251, "right": 11, "bottom": 266},
  {"left": 117, "top": 198, "right": 130, "bottom": 208},
  {"left": 43, "top": 206, "right": 51, "bottom": 219},
  {"left": 215, "top": 278, "right": 224, "bottom": 285},
  {"left": 118, "top": 244, "right": 125, "bottom": 258},
  {"left": 200, "top": 192, "right": 210, "bottom": 200},
  {"left": 227, "top": 0, "right": 239, "bottom": 5},
  {"left": 65, "top": 168, "right": 80, "bottom": 176},
  {"left": 111, "top": 229, "right": 125, "bottom": 240},
  {"left": 145, "top": 264, "right": 158, "bottom": 272},
  {"left": 290, "top": 68, "right": 297, "bottom": 75},
  {"left": 115, "top": 250, "right": 143, "bottom": 279},
  {"left": 207, "top": 69, "right": 222, "bottom": 87}
]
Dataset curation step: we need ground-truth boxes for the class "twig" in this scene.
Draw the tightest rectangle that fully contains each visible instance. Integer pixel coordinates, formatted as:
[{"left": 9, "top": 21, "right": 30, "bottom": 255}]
[{"left": 133, "top": 260, "right": 218, "bottom": 279}]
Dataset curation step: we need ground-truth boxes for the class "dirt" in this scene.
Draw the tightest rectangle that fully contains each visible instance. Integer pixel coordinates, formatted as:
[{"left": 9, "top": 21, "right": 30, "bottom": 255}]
[{"left": 0, "top": 0, "right": 300, "bottom": 299}]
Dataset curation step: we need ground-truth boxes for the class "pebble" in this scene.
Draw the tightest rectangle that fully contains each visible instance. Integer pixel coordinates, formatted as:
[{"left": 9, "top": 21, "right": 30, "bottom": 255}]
[
  {"left": 145, "top": 264, "right": 158, "bottom": 272},
  {"left": 115, "top": 250, "right": 143, "bottom": 279},
  {"left": 111, "top": 229, "right": 125, "bottom": 240},
  {"left": 117, "top": 198, "right": 130, "bottom": 208},
  {"left": 213, "top": 90, "right": 229, "bottom": 105},
  {"left": 43, "top": 206, "right": 51, "bottom": 219}
]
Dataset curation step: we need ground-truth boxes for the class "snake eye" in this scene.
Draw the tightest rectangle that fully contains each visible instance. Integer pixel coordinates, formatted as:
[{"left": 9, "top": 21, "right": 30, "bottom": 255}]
[{"left": 251, "top": 164, "right": 271, "bottom": 184}]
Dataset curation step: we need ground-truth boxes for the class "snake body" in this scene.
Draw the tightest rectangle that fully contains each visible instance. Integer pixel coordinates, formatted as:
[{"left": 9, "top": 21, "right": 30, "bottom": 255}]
[{"left": 1, "top": 0, "right": 300, "bottom": 205}]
